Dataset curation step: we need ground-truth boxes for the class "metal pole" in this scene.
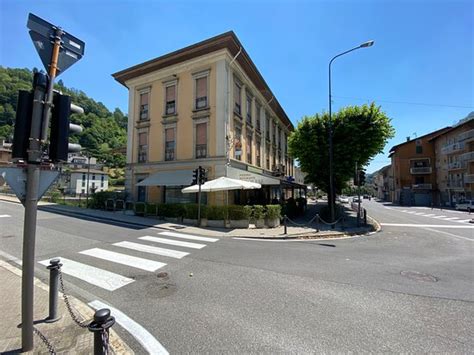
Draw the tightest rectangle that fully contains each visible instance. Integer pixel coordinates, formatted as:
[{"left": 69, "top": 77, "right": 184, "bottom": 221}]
[
  {"left": 328, "top": 60, "right": 335, "bottom": 223},
  {"left": 197, "top": 168, "right": 202, "bottom": 226},
  {"left": 284, "top": 214, "right": 287, "bottom": 235},
  {"left": 21, "top": 72, "right": 48, "bottom": 351},
  {"left": 46, "top": 258, "right": 62, "bottom": 323},
  {"left": 86, "top": 154, "right": 90, "bottom": 207}
]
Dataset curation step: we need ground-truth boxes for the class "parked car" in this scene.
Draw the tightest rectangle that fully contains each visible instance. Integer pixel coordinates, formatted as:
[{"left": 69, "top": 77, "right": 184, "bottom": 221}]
[
  {"left": 338, "top": 196, "right": 350, "bottom": 203},
  {"left": 352, "top": 197, "right": 361, "bottom": 203},
  {"left": 455, "top": 200, "right": 474, "bottom": 212}
]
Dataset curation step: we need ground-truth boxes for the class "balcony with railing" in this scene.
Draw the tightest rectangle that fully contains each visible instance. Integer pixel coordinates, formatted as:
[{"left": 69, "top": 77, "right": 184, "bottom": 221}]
[
  {"left": 447, "top": 161, "right": 463, "bottom": 170},
  {"left": 460, "top": 151, "right": 474, "bottom": 162},
  {"left": 410, "top": 166, "right": 432, "bottom": 174},
  {"left": 195, "top": 144, "right": 207, "bottom": 159},
  {"left": 465, "top": 174, "right": 474, "bottom": 184},
  {"left": 458, "top": 129, "right": 474, "bottom": 142},
  {"left": 447, "top": 180, "right": 463, "bottom": 188},
  {"left": 441, "top": 142, "right": 465, "bottom": 154},
  {"left": 412, "top": 183, "right": 432, "bottom": 190}
]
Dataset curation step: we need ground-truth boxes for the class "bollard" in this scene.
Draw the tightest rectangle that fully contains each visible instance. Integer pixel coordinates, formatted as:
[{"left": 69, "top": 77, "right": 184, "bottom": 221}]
[
  {"left": 364, "top": 209, "right": 367, "bottom": 226},
  {"left": 284, "top": 215, "right": 288, "bottom": 235},
  {"left": 45, "top": 258, "right": 62, "bottom": 323},
  {"left": 88, "top": 308, "right": 115, "bottom": 355}
]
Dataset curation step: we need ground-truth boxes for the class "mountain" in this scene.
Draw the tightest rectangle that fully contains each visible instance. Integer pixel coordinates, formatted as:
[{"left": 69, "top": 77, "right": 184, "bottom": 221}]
[{"left": 0, "top": 66, "right": 127, "bottom": 168}]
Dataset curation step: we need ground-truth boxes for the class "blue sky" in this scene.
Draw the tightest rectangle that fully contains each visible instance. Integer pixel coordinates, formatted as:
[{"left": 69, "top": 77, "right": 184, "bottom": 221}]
[{"left": 1, "top": 0, "right": 473, "bottom": 173}]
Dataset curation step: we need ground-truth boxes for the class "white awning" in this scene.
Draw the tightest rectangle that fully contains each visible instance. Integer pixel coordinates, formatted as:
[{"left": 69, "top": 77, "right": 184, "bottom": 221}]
[
  {"left": 181, "top": 177, "right": 261, "bottom": 193},
  {"left": 137, "top": 170, "right": 193, "bottom": 186}
]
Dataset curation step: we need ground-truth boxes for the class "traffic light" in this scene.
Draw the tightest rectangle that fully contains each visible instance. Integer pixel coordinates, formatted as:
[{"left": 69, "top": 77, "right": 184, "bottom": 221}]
[
  {"left": 49, "top": 92, "right": 83, "bottom": 162},
  {"left": 191, "top": 168, "right": 198, "bottom": 185},
  {"left": 198, "top": 166, "right": 207, "bottom": 185}
]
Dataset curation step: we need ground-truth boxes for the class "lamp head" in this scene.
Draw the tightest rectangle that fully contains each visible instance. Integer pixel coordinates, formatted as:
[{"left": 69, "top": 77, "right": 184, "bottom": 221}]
[{"left": 360, "top": 40, "right": 375, "bottom": 48}]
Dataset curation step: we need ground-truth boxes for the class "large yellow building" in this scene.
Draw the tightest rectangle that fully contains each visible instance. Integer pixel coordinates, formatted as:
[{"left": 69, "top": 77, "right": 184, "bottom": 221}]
[{"left": 113, "top": 31, "right": 304, "bottom": 204}]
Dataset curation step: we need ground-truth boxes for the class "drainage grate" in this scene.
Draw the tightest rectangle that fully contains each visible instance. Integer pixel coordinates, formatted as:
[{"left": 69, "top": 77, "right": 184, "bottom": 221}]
[
  {"left": 400, "top": 270, "right": 438, "bottom": 282},
  {"left": 169, "top": 225, "right": 186, "bottom": 230}
]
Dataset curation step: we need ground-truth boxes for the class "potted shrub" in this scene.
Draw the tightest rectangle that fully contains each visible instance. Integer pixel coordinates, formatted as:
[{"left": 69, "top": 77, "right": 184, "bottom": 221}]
[
  {"left": 145, "top": 203, "right": 157, "bottom": 217},
  {"left": 265, "top": 204, "right": 281, "bottom": 228},
  {"left": 206, "top": 206, "right": 226, "bottom": 228},
  {"left": 251, "top": 205, "right": 265, "bottom": 228},
  {"left": 183, "top": 204, "right": 207, "bottom": 226},
  {"left": 159, "top": 203, "right": 185, "bottom": 223},
  {"left": 134, "top": 202, "right": 146, "bottom": 217},
  {"left": 227, "top": 205, "right": 251, "bottom": 228}
]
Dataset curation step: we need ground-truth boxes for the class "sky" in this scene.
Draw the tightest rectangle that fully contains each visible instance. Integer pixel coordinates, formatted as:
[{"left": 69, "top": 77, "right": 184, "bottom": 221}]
[{"left": 1, "top": 0, "right": 473, "bottom": 173}]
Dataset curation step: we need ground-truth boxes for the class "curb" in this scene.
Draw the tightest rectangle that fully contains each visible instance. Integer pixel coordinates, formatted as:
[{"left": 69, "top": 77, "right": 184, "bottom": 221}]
[{"left": 0, "top": 259, "right": 134, "bottom": 354}]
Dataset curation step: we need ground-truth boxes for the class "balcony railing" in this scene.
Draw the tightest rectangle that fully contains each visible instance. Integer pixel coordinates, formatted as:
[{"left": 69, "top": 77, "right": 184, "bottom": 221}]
[
  {"left": 441, "top": 142, "right": 465, "bottom": 154},
  {"left": 410, "top": 166, "right": 432, "bottom": 174},
  {"left": 465, "top": 174, "right": 474, "bottom": 184},
  {"left": 412, "top": 183, "right": 432, "bottom": 190},
  {"left": 458, "top": 129, "right": 474, "bottom": 142},
  {"left": 447, "top": 180, "right": 463, "bottom": 188},
  {"left": 195, "top": 144, "right": 207, "bottom": 159},
  {"left": 460, "top": 151, "right": 474, "bottom": 162},
  {"left": 447, "top": 161, "right": 463, "bottom": 170}
]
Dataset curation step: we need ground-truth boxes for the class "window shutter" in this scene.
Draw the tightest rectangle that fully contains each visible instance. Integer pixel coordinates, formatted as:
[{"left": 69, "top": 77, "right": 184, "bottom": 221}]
[
  {"left": 196, "top": 123, "right": 207, "bottom": 145},
  {"left": 166, "top": 86, "right": 175, "bottom": 102},
  {"left": 196, "top": 77, "right": 207, "bottom": 98},
  {"left": 165, "top": 128, "right": 175, "bottom": 142},
  {"left": 140, "top": 93, "right": 148, "bottom": 105},
  {"left": 234, "top": 83, "right": 240, "bottom": 103},
  {"left": 139, "top": 132, "right": 147, "bottom": 145}
]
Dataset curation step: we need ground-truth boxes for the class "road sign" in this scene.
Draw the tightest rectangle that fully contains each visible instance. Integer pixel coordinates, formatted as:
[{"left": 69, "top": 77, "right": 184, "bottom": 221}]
[
  {"left": 27, "top": 13, "right": 85, "bottom": 75},
  {"left": 0, "top": 167, "right": 59, "bottom": 205}
]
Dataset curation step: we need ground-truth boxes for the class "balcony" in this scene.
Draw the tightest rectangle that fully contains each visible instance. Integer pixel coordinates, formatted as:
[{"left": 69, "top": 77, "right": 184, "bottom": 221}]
[
  {"left": 410, "top": 166, "right": 432, "bottom": 174},
  {"left": 412, "top": 183, "right": 432, "bottom": 190},
  {"left": 460, "top": 151, "right": 474, "bottom": 162},
  {"left": 465, "top": 174, "right": 474, "bottom": 184},
  {"left": 447, "top": 180, "right": 463, "bottom": 189},
  {"left": 458, "top": 129, "right": 474, "bottom": 142},
  {"left": 447, "top": 161, "right": 463, "bottom": 170},
  {"left": 441, "top": 142, "right": 465, "bottom": 154}
]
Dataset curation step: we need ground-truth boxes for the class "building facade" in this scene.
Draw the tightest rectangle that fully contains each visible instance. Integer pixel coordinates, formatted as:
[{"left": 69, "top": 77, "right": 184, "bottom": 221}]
[
  {"left": 113, "top": 31, "right": 302, "bottom": 205},
  {"left": 58, "top": 168, "right": 109, "bottom": 196},
  {"left": 389, "top": 127, "right": 450, "bottom": 206},
  {"left": 373, "top": 164, "right": 392, "bottom": 201},
  {"left": 431, "top": 113, "right": 474, "bottom": 206}
]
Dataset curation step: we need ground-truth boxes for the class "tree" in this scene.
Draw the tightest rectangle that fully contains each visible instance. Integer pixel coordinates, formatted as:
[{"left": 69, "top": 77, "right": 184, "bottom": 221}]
[{"left": 288, "top": 103, "right": 395, "bottom": 206}]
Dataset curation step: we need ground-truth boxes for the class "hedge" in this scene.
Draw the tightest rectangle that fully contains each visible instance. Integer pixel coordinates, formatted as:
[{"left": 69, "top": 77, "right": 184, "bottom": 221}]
[
  {"left": 227, "top": 205, "right": 251, "bottom": 220},
  {"left": 183, "top": 204, "right": 208, "bottom": 219},
  {"left": 265, "top": 205, "right": 281, "bottom": 220},
  {"left": 157, "top": 203, "right": 186, "bottom": 218}
]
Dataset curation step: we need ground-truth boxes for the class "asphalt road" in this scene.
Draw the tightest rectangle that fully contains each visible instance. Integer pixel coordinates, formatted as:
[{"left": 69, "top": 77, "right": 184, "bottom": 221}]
[{"left": 1, "top": 199, "right": 473, "bottom": 353}]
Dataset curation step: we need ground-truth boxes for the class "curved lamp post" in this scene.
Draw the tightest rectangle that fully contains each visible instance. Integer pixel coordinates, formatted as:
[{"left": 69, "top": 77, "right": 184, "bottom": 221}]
[{"left": 328, "top": 40, "right": 374, "bottom": 222}]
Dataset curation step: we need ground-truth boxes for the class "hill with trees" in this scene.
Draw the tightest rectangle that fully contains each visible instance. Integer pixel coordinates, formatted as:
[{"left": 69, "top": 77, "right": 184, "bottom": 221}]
[{"left": 0, "top": 66, "right": 127, "bottom": 168}]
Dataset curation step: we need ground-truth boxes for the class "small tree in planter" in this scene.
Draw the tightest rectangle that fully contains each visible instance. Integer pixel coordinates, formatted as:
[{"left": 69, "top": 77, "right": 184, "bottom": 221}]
[
  {"left": 158, "top": 203, "right": 185, "bottom": 223},
  {"left": 251, "top": 205, "right": 265, "bottom": 228},
  {"left": 206, "top": 206, "right": 226, "bottom": 228},
  {"left": 265, "top": 205, "right": 281, "bottom": 228},
  {"left": 227, "top": 205, "right": 251, "bottom": 228},
  {"left": 183, "top": 204, "right": 207, "bottom": 226}
]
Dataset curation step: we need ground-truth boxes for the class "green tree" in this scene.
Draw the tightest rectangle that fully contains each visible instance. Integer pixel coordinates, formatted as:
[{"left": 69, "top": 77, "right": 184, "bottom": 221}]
[{"left": 288, "top": 103, "right": 395, "bottom": 205}]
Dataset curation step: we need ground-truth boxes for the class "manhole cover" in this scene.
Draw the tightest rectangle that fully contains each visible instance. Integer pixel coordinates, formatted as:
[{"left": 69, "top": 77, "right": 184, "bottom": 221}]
[
  {"left": 400, "top": 270, "right": 438, "bottom": 282},
  {"left": 157, "top": 272, "right": 168, "bottom": 279}
]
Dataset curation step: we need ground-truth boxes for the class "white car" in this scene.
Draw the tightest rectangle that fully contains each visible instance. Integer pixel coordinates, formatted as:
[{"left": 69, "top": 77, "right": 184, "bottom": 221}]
[
  {"left": 338, "top": 196, "right": 350, "bottom": 203},
  {"left": 455, "top": 200, "right": 474, "bottom": 212}
]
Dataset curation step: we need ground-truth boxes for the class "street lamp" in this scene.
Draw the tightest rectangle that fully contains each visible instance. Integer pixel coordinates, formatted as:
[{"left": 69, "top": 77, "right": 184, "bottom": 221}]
[{"left": 328, "top": 40, "right": 374, "bottom": 222}]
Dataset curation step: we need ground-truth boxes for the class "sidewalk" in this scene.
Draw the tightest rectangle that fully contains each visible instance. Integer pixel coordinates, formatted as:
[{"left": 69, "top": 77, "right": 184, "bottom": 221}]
[
  {"left": 0, "top": 260, "right": 132, "bottom": 354},
  {"left": 0, "top": 195, "right": 376, "bottom": 239}
]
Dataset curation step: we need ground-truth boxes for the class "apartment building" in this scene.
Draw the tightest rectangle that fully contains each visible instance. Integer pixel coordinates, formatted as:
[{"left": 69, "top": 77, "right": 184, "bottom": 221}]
[
  {"left": 373, "top": 164, "right": 392, "bottom": 201},
  {"left": 431, "top": 113, "right": 474, "bottom": 206},
  {"left": 113, "top": 31, "right": 302, "bottom": 205},
  {"left": 389, "top": 127, "right": 451, "bottom": 206}
]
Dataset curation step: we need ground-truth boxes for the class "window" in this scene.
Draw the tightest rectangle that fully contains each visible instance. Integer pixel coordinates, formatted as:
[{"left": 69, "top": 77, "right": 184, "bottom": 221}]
[
  {"left": 266, "top": 145, "right": 270, "bottom": 169},
  {"left": 234, "top": 81, "right": 241, "bottom": 115},
  {"left": 246, "top": 95, "right": 252, "bottom": 124},
  {"left": 92, "top": 174, "right": 96, "bottom": 181},
  {"left": 277, "top": 127, "right": 281, "bottom": 149},
  {"left": 195, "top": 77, "right": 208, "bottom": 109},
  {"left": 416, "top": 145, "right": 423, "bottom": 154},
  {"left": 81, "top": 181, "right": 85, "bottom": 187},
  {"left": 256, "top": 104, "right": 261, "bottom": 131},
  {"left": 234, "top": 126, "right": 242, "bottom": 160},
  {"left": 246, "top": 132, "right": 253, "bottom": 164},
  {"left": 195, "top": 123, "right": 207, "bottom": 158},
  {"left": 82, "top": 173, "right": 86, "bottom": 181},
  {"left": 165, "top": 85, "right": 176, "bottom": 115},
  {"left": 265, "top": 116, "right": 270, "bottom": 140},
  {"left": 101, "top": 175, "right": 104, "bottom": 188},
  {"left": 139, "top": 92, "right": 149, "bottom": 120},
  {"left": 81, "top": 189, "right": 85, "bottom": 194},
  {"left": 165, "top": 127, "right": 175, "bottom": 161},
  {"left": 138, "top": 132, "right": 148, "bottom": 162},
  {"left": 272, "top": 122, "right": 276, "bottom": 144},
  {"left": 256, "top": 139, "right": 261, "bottom": 167}
]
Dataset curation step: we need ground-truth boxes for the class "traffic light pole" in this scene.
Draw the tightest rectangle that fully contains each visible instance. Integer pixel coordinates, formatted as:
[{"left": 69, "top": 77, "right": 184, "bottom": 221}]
[{"left": 197, "top": 169, "right": 202, "bottom": 226}]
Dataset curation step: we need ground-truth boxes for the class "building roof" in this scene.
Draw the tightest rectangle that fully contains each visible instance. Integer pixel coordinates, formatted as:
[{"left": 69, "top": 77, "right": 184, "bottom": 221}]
[
  {"left": 388, "top": 126, "right": 452, "bottom": 156},
  {"left": 428, "top": 114, "right": 474, "bottom": 142},
  {"left": 70, "top": 168, "right": 108, "bottom": 175},
  {"left": 112, "top": 31, "right": 293, "bottom": 130}
]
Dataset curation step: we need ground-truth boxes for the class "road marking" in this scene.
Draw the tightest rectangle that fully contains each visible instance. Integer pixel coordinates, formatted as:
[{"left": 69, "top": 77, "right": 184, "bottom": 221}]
[
  {"left": 381, "top": 223, "right": 474, "bottom": 229},
  {"left": 423, "top": 214, "right": 437, "bottom": 217},
  {"left": 79, "top": 248, "right": 166, "bottom": 272},
  {"left": 89, "top": 300, "right": 169, "bottom": 355},
  {"left": 140, "top": 236, "right": 206, "bottom": 249},
  {"left": 38, "top": 257, "right": 134, "bottom": 291},
  {"left": 114, "top": 241, "right": 189, "bottom": 259},
  {"left": 159, "top": 231, "right": 218, "bottom": 242},
  {"left": 422, "top": 227, "right": 473, "bottom": 242},
  {"left": 0, "top": 214, "right": 11, "bottom": 218},
  {"left": 458, "top": 219, "right": 472, "bottom": 223},
  {"left": 443, "top": 217, "right": 460, "bottom": 220},
  {"left": 432, "top": 215, "right": 447, "bottom": 219},
  {"left": 0, "top": 249, "right": 22, "bottom": 265}
]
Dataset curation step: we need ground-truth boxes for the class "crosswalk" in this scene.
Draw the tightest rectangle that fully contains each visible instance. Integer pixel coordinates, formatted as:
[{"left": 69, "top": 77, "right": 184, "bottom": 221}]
[
  {"left": 38, "top": 231, "right": 219, "bottom": 292},
  {"left": 385, "top": 206, "right": 472, "bottom": 223}
]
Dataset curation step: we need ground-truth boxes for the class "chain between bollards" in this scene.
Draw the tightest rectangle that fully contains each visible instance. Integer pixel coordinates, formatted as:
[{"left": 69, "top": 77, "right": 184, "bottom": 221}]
[
  {"left": 88, "top": 308, "right": 115, "bottom": 355},
  {"left": 46, "top": 258, "right": 62, "bottom": 323}
]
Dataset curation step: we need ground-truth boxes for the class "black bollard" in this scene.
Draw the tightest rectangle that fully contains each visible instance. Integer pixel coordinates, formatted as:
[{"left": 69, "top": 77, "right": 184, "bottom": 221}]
[
  {"left": 284, "top": 215, "right": 288, "bottom": 235},
  {"left": 45, "top": 258, "right": 62, "bottom": 323},
  {"left": 88, "top": 308, "right": 115, "bottom": 355},
  {"left": 364, "top": 209, "right": 367, "bottom": 226}
]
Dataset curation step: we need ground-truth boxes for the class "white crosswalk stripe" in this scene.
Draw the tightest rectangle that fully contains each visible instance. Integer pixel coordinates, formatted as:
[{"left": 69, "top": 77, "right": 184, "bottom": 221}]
[
  {"left": 443, "top": 217, "right": 460, "bottom": 220},
  {"left": 0, "top": 214, "right": 11, "bottom": 218},
  {"left": 114, "top": 241, "right": 189, "bottom": 259},
  {"left": 39, "top": 257, "right": 134, "bottom": 291},
  {"left": 79, "top": 248, "right": 166, "bottom": 272},
  {"left": 159, "top": 231, "right": 219, "bottom": 242},
  {"left": 140, "top": 236, "right": 206, "bottom": 249},
  {"left": 457, "top": 219, "right": 472, "bottom": 223},
  {"left": 432, "top": 215, "right": 447, "bottom": 219}
]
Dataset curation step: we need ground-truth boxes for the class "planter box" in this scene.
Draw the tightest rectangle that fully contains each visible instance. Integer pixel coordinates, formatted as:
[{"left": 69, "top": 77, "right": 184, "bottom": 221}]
[
  {"left": 164, "top": 217, "right": 181, "bottom": 223},
  {"left": 207, "top": 220, "right": 225, "bottom": 228},
  {"left": 255, "top": 219, "right": 265, "bottom": 228},
  {"left": 265, "top": 218, "right": 280, "bottom": 228},
  {"left": 229, "top": 219, "right": 249, "bottom": 229},
  {"left": 183, "top": 218, "right": 198, "bottom": 226},
  {"left": 200, "top": 218, "right": 208, "bottom": 227}
]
